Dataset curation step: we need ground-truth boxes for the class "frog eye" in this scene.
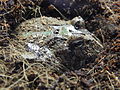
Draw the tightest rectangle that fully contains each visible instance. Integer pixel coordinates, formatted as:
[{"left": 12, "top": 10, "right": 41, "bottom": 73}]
[
  {"left": 54, "top": 29, "right": 59, "bottom": 34},
  {"left": 74, "top": 21, "right": 81, "bottom": 30},
  {"left": 74, "top": 21, "right": 85, "bottom": 30}
]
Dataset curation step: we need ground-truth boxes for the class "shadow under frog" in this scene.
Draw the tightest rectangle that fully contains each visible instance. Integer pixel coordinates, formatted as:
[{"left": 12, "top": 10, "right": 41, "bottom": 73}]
[{"left": 54, "top": 37, "right": 102, "bottom": 70}]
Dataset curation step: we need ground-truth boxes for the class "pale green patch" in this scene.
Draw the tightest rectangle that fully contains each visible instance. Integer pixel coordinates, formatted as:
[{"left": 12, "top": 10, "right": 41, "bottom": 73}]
[
  {"left": 21, "top": 31, "right": 53, "bottom": 38},
  {"left": 59, "top": 27, "right": 69, "bottom": 35}
]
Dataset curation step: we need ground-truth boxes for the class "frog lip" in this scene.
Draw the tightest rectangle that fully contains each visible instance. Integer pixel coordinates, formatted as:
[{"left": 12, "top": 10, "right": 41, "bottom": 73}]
[{"left": 72, "top": 32, "right": 85, "bottom": 35}]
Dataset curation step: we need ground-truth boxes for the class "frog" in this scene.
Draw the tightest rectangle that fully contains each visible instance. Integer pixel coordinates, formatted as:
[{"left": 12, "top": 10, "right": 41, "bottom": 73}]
[{"left": 15, "top": 16, "right": 103, "bottom": 68}]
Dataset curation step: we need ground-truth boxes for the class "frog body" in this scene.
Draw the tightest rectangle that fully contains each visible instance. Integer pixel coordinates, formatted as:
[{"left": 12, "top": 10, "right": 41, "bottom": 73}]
[{"left": 15, "top": 16, "right": 103, "bottom": 68}]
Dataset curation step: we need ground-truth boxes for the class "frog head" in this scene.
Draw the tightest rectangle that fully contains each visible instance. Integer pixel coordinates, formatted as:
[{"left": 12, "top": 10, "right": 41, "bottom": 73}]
[{"left": 51, "top": 25, "right": 103, "bottom": 48}]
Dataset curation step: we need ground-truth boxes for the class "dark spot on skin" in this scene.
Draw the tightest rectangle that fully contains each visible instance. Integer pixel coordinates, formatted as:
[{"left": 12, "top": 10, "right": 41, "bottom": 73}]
[
  {"left": 37, "top": 27, "right": 40, "bottom": 29},
  {"left": 54, "top": 29, "right": 59, "bottom": 34}
]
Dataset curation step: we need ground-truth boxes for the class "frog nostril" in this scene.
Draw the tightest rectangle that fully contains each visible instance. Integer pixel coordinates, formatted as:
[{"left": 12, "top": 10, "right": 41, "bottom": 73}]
[{"left": 69, "top": 29, "right": 72, "bottom": 32}]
